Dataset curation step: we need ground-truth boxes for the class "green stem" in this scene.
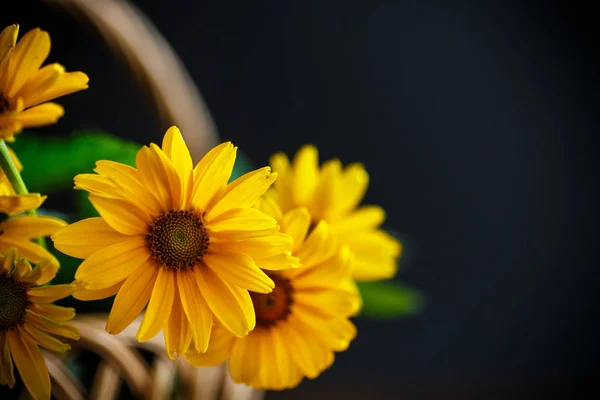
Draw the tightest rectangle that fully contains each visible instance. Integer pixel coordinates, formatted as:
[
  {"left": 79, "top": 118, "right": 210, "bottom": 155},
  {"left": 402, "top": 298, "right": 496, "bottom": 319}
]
[{"left": 0, "top": 139, "right": 46, "bottom": 248}]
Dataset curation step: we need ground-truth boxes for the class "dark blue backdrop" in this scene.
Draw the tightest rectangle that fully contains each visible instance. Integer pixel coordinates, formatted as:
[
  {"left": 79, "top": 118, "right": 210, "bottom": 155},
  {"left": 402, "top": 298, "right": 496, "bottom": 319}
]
[{"left": 2, "top": 1, "right": 598, "bottom": 398}]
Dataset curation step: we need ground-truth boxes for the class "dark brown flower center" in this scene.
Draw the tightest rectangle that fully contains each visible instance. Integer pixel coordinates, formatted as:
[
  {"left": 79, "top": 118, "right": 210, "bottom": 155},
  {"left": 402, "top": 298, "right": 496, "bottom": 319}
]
[
  {"left": 147, "top": 210, "right": 209, "bottom": 270},
  {"left": 250, "top": 273, "right": 294, "bottom": 328},
  {"left": 0, "top": 276, "right": 28, "bottom": 331}
]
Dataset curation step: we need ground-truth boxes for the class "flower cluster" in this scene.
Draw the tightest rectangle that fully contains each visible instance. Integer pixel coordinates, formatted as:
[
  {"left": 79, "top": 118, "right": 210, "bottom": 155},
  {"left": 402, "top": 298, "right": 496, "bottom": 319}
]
[
  {"left": 1, "top": 24, "right": 86, "bottom": 400},
  {"left": 0, "top": 22, "right": 403, "bottom": 399}
]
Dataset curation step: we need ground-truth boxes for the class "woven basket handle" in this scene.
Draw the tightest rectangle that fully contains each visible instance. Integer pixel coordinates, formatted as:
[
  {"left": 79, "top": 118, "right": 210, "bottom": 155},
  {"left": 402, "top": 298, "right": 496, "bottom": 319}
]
[{"left": 47, "top": 0, "right": 219, "bottom": 162}]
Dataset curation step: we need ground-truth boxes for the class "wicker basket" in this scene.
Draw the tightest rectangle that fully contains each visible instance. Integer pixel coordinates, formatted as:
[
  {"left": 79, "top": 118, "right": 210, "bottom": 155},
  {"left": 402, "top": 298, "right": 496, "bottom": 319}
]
[{"left": 45, "top": 316, "right": 263, "bottom": 400}]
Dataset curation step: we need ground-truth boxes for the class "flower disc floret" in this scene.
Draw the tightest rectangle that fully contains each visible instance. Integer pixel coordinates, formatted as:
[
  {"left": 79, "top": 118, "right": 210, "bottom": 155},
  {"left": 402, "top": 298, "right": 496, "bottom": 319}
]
[
  {"left": 148, "top": 210, "right": 209, "bottom": 270},
  {"left": 251, "top": 272, "right": 294, "bottom": 328},
  {"left": 0, "top": 276, "right": 27, "bottom": 331}
]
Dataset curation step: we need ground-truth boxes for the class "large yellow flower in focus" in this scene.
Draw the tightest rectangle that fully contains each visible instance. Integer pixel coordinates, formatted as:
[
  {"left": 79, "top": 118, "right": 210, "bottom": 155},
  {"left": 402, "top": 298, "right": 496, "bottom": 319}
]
[
  {"left": 0, "top": 24, "right": 89, "bottom": 141},
  {"left": 52, "top": 127, "right": 295, "bottom": 358},
  {"left": 0, "top": 248, "right": 79, "bottom": 400},
  {"left": 269, "top": 145, "right": 401, "bottom": 281},
  {"left": 185, "top": 198, "right": 358, "bottom": 390}
]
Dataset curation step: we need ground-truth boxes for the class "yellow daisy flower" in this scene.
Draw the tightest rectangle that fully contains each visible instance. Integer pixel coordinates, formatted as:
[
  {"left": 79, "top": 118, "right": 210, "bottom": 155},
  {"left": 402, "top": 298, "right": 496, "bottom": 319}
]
[
  {"left": 0, "top": 189, "right": 66, "bottom": 263},
  {"left": 52, "top": 126, "right": 295, "bottom": 358},
  {"left": 0, "top": 248, "right": 79, "bottom": 400},
  {"left": 269, "top": 145, "right": 402, "bottom": 281},
  {"left": 0, "top": 24, "right": 89, "bottom": 141},
  {"left": 185, "top": 200, "right": 359, "bottom": 390}
]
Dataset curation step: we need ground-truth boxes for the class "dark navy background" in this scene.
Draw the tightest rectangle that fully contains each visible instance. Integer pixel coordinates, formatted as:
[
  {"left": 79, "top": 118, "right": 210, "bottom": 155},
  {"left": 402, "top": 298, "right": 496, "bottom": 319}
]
[{"left": 2, "top": 1, "right": 599, "bottom": 398}]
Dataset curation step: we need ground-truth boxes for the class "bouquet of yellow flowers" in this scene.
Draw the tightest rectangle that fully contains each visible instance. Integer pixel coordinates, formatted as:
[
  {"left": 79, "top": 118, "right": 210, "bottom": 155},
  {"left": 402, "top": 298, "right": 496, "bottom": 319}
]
[{"left": 0, "top": 20, "right": 421, "bottom": 400}]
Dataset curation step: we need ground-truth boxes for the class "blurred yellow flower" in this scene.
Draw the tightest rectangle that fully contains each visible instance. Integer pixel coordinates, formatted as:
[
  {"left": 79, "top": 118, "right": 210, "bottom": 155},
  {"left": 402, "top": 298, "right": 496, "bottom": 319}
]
[
  {"left": 0, "top": 248, "right": 78, "bottom": 400},
  {"left": 52, "top": 127, "right": 294, "bottom": 358},
  {"left": 185, "top": 199, "right": 358, "bottom": 390},
  {"left": 0, "top": 24, "right": 89, "bottom": 141},
  {"left": 269, "top": 145, "right": 401, "bottom": 281}
]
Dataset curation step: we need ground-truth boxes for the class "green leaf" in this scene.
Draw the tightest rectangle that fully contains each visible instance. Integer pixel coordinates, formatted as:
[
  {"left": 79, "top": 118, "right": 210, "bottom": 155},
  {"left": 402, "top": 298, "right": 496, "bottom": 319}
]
[
  {"left": 10, "top": 130, "right": 139, "bottom": 194},
  {"left": 357, "top": 281, "right": 425, "bottom": 319}
]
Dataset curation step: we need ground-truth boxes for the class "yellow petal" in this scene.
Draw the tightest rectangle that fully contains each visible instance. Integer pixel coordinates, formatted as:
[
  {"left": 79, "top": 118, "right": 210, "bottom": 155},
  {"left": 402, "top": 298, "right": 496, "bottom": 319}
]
[
  {"left": 13, "top": 102, "right": 64, "bottom": 128},
  {"left": 294, "top": 221, "right": 336, "bottom": 268},
  {"left": 209, "top": 232, "right": 293, "bottom": 260},
  {"left": 137, "top": 267, "right": 174, "bottom": 342},
  {"left": 228, "top": 332, "right": 261, "bottom": 385},
  {"left": 206, "top": 167, "right": 277, "bottom": 219},
  {"left": 74, "top": 237, "right": 150, "bottom": 289},
  {"left": 72, "top": 281, "right": 122, "bottom": 301},
  {"left": 293, "top": 311, "right": 356, "bottom": 351},
  {"left": 11, "top": 258, "right": 32, "bottom": 281},
  {"left": 309, "top": 159, "right": 343, "bottom": 220},
  {"left": 292, "top": 289, "right": 355, "bottom": 319},
  {"left": 0, "top": 24, "right": 18, "bottom": 92},
  {"left": 345, "top": 230, "right": 401, "bottom": 281},
  {"left": 243, "top": 328, "right": 292, "bottom": 389},
  {"left": 256, "top": 252, "right": 301, "bottom": 271},
  {"left": 7, "top": 27, "right": 50, "bottom": 97},
  {"left": 0, "top": 237, "right": 57, "bottom": 264},
  {"left": 269, "top": 152, "right": 294, "bottom": 210},
  {"left": 332, "top": 205, "right": 386, "bottom": 232},
  {"left": 21, "top": 69, "right": 89, "bottom": 108},
  {"left": 94, "top": 160, "right": 138, "bottom": 181},
  {"left": 164, "top": 291, "right": 192, "bottom": 360},
  {"left": 135, "top": 145, "right": 172, "bottom": 210},
  {"left": 74, "top": 174, "right": 122, "bottom": 198},
  {"left": 1, "top": 247, "right": 17, "bottom": 275},
  {"left": 340, "top": 278, "right": 362, "bottom": 316},
  {"left": 270, "top": 326, "right": 303, "bottom": 389},
  {"left": 19, "top": 258, "right": 58, "bottom": 286},
  {"left": 28, "top": 303, "right": 75, "bottom": 322},
  {"left": 338, "top": 162, "right": 369, "bottom": 214},
  {"left": 0, "top": 331, "right": 15, "bottom": 388},
  {"left": 14, "top": 63, "right": 64, "bottom": 105},
  {"left": 191, "top": 142, "right": 236, "bottom": 211},
  {"left": 253, "top": 190, "right": 283, "bottom": 221},
  {"left": 176, "top": 269, "right": 212, "bottom": 352},
  {"left": 51, "top": 217, "right": 129, "bottom": 259},
  {"left": 88, "top": 195, "right": 150, "bottom": 235},
  {"left": 206, "top": 207, "right": 278, "bottom": 239},
  {"left": 161, "top": 126, "right": 193, "bottom": 204},
  {"left": 278, "top": 322, "right": 330, "bottom": 379},
  {"left": 194, "top": 266, "right": 255, "bottom": 337},
  {"left": 1, "top": 215, "right": 66, "bottom": 239},
  {"left": 185, "top": 325, "right": 235, "bottom": 367},
  {"left": 6, "top": 327, "right": 51, "bottom": 400},
  {"left": 106, "top": 262, "right": 157, "bottom": 335},
  {"left": 23, "top": 323, "right": 70, "bottom": 353},
  {"left": 94, "top": 160, "right": 163, "bottom": 216},
  {"left": 0, "top": 193, "right": 45, "bottom": 216},
  {"left": 149, "top": 143, "right": 182, "bottom": 209},
  {"left": 281, "top": 207, "right": 311, "bottom": 252},
  {"left": 25, "top": 310, "right": 80, "bottom": 340},
  {"left": 191, "top": 142, "right": 230, "bottom": 185},
  {"left": 351, "top": 257, "right": 397, "bottom": 281},
  {"left": 292, "top": 246, "right": 350, "bottom": 287},
  {"left": 203, "top": 252, "right": 274, "bottom": 293},
  {"left": 27, "top": 284, "right": 73, "bottom": 303},
  {"left": 291, "top": 145, "right": 320, "bottom": 206}
]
